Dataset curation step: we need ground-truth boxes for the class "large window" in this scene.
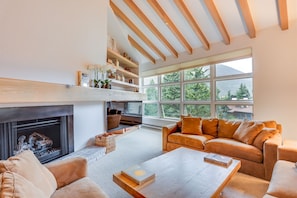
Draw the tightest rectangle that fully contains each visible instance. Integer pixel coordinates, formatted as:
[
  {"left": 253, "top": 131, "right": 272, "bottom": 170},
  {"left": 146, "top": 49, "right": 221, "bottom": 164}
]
[{"left": 142, "top": 57, "right": 253, "bottom": 120}]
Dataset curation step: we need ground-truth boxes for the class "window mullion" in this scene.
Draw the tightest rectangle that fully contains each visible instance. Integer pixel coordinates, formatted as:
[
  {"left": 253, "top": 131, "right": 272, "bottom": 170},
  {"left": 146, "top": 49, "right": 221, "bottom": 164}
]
[
  {"left": 210, "top": 64, "right": 216, "bottom": 117},
  {"left": 181, "top": 71, "right": 184, "bottom": 115}
]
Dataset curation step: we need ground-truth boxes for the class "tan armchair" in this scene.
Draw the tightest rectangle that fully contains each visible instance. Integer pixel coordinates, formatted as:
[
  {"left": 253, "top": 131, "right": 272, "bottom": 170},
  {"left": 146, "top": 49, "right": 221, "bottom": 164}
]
[{"left": 0, "top": 150, "right": 108, "bottom": 198}]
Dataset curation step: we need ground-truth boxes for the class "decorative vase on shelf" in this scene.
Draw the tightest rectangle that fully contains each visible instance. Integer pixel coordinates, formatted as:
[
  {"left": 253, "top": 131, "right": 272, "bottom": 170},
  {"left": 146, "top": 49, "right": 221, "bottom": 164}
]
[
  {"left": 103, "top": 72, "right": 107, "bottom": 80},
  {"left": 87, "top": 64, "right": 115, "bottom": 88}
]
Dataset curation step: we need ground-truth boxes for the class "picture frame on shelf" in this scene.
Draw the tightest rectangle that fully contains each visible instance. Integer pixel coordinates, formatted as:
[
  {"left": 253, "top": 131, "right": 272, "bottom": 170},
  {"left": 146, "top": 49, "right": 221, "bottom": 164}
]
[{"left": 78, "top": 71, "right": 89, "bottom": 87}]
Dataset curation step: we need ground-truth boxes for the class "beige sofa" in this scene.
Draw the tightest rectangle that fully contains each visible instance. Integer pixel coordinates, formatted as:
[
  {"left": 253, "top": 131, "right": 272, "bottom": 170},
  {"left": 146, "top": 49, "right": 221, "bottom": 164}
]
[
  {"left": 162, "top": 117, "right": 282, "bottom": 180},
  {"left": 0, "top": 150, "right": 108, "bottom": 198}
]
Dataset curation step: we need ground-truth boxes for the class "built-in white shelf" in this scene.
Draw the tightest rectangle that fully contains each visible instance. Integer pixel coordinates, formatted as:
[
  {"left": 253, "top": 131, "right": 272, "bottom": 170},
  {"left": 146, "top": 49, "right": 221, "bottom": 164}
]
[
  {"left": 0, "top": 78, "right": 146, "bottom": 104},
  {"left": 107, "top": 48, "right": 138, "bottom": 68},
  {"left": 113, "top": 66, "right": 139, "bottom": 78},
  {"left": 109, "top": 79, "right": 139, "bottom": 88}
]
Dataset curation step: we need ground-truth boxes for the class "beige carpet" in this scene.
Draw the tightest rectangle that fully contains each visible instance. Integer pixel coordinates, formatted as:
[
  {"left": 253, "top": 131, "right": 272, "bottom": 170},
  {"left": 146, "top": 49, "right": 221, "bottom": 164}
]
[
  {"left": 222, "top": 172, "right": 269, "bottom": 198},
  {"left": 88, "top": 127, "right": 269, "bottom": 198}
]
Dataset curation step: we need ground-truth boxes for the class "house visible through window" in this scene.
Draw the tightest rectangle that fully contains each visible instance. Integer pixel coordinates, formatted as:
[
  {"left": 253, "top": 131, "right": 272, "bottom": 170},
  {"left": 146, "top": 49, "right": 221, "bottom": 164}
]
[{"left": 142, "top": 57, "right": 253, "bottom": 120}]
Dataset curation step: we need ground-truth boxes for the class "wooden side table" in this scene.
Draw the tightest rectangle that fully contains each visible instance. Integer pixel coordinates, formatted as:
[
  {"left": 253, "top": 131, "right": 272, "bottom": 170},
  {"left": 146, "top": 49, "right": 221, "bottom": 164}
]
[{"left": 278, "top": 140, "right": 297, "bottom": 162}]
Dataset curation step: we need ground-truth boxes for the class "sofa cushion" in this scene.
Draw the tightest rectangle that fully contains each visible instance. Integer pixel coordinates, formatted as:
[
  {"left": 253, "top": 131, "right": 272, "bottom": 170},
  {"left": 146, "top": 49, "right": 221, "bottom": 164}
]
[
  {"left": 233, "top": 121, "right": 265, "bottom": 144},
  {"left": 51, "top": 177, "right": 109, "bottom": 198},
  {"left": 205, "top": 138, "right": 263, "bottom": 163},
  {"left": 168, "top": 133, "right": 214, "bottom": 150},
  {"left": 262, "top": 120, "right": 277, "bottom": 128},
  {"left": 266, "top": 160, "right": 297, "bottom": 198},
  {"left": 177, "top": 114, "right": 191, "bottom": 130},
  {"left": 218, "top": 120, "right": 241, "bottom": 138},
  {"left": 0, "top": 171, "right": 47, "bottom": 198},
  {"left": 253, "top": 128, "right": 279, "bottom": 150},
  {"left": 181, "top": 117, "right": 202, "bottom": 135},
  {"left": 0, "top": 150, "right": 57, "bottom": 197},
  {"left": 202, "top": 118, "right": 218, "bottom": 137}
]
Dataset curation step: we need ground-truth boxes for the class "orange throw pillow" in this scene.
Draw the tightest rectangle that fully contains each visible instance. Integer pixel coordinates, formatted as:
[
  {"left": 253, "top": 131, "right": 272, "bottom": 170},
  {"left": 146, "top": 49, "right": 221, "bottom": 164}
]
[
  {"left": 262, "top": 120, "right": 277, "bottom": 128},
  {"left": 253, "top": 128, "right": 279, "bottom": 150},
  {"left": 182, "top": 117, "right": 202, "bottom": 135},
  {"left": 202, "top": 119, "right": 218, "bottom": 137},
  {"left": 233, "top": 121, "right": 265, "bottom": 144},
  {"left": 177, "top": 114, "right": 191, "bottom": 131},
  {"left": 218, "top": 119, "right": 241, "bottom": 138}
]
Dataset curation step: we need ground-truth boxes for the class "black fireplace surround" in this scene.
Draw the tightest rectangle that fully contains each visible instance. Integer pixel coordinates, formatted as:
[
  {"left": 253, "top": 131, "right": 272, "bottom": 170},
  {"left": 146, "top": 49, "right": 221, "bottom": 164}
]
[{"left": 0, "top": 105, "right": 74, "bottom": 163}]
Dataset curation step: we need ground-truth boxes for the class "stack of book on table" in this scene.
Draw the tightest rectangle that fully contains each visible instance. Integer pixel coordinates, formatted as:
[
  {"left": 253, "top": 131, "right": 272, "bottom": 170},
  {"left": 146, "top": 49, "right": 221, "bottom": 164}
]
[
  {"left": 204, "top": 153, "right": 233, "bottom": 168},
  {"left": 121, "top": 165, "right": 155, "bottom": 185}
]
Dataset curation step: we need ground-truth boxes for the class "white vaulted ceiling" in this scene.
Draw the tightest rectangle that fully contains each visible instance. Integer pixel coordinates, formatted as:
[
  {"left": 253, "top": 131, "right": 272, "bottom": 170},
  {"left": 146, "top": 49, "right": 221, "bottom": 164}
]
[{"left": 108, "top": 0, "right": 297, "bottom": 65}]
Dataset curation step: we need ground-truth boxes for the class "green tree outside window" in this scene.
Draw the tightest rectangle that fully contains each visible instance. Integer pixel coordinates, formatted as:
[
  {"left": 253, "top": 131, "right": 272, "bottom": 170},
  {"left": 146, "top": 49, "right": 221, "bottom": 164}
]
[
  {"left": 161, "top": 72, "right": 180, "bottom": 83},
  {"left": 144, "top": 103, "right": 158, "bottom": 117}
]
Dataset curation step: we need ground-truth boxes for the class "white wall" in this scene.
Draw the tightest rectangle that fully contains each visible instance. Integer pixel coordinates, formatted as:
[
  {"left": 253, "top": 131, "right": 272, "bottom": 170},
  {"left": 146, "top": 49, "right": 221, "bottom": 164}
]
[
  {"left": 0, "top": 0, "right": 108, "bottom": 150},
  {"left": 73, "top": 102, "right": 105, "bottom": 150},
  {"left": 141, "top": 21, "right": 297, "bottom": 141},
  {"left": 253, "top": 21, "right": 297, "bottom": 141}
]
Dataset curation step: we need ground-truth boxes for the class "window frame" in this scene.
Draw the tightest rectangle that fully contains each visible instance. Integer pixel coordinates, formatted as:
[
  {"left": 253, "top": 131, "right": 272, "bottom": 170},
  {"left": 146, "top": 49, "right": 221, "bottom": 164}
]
[{"left": 142, "top": 57, "right": 253, "bottom": 121}]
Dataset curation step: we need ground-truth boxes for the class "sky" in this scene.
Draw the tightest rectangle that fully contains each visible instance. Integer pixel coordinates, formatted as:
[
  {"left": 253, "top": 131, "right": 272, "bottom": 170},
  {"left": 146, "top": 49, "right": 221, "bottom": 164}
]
[{"left": 222, "top": 57, "right": 253, "bottom": 73}]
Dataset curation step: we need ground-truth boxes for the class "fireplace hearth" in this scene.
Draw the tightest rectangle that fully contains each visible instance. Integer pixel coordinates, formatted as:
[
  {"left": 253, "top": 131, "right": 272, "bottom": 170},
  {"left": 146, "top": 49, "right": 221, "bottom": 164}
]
[{"left": 0, "top": 105, "right": 74, "bottom": 163}]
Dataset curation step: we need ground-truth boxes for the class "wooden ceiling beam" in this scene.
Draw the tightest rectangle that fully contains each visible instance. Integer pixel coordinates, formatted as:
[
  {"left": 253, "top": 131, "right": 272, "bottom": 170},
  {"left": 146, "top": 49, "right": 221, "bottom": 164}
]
[
  {"left": 237, "top": 0, "right": 256, "bottom": 38},
  {"left": 128, "top": 35, "right": 156, "bottom": 64},
  {"left": 204, "top": 0, "right": 230, "bottom": 44},
  {"left": 174, "top": 0, "right": 210, "bottom": 50},
  {"left": 277, "top": 0, "right": 289, "bottom": 30},
  {"left": 110, "top": 1, "right": 166, "bottom": 61},
  {"left": 124, "top": 0, "right": 178, "bottom": 58},
  {"left": 147, "top": 0, "right": 192, "bottom": 54}
]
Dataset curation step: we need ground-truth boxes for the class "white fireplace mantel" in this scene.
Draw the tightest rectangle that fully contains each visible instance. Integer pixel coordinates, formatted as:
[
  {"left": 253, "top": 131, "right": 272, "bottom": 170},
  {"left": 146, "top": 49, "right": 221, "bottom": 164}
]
[{"left": 0, "top": 78, "right": 146, "bottom": 104}]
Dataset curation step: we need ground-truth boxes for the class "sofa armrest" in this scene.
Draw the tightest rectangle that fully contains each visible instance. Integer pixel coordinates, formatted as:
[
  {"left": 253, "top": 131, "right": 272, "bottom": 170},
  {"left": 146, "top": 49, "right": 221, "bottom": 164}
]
[
  {"left": 263, "top": 133, "right": 282, "bottom": 180},
  {"left": 162, "top": 124, "right": 178, "bottom": 151},
  {"left": 45, "top": 157, "right": 87, "bottom": 189},
  {"left": 278, "top": 140, "right": 297, "bottom": 162}
]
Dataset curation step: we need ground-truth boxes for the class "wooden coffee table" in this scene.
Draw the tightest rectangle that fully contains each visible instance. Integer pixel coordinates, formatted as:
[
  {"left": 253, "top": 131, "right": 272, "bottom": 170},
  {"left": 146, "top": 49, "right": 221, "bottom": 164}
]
[{"left": 113, "top": 147, "right": 241, "bottom": 198}]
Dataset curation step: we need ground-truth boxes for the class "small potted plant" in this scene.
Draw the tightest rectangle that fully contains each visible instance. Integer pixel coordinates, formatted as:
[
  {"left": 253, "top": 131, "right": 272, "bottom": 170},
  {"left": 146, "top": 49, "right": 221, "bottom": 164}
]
[
  {"left": 101, "top": 79, "right": 111, "bottom": 89},
  {"left": 94, "top": 79, "right": 100, "bottom": 88}
]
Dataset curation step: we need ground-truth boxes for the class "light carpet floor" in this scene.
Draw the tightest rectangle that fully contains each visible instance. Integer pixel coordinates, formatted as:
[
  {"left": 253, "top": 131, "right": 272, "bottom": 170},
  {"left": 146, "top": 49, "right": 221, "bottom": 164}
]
[{"left": 88, "top": 127, "right": 269, "bottom": 198}]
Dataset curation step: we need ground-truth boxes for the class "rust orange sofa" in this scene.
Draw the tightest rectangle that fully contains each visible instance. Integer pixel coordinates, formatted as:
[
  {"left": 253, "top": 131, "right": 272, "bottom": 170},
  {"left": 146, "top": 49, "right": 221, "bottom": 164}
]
[{"left": 162, "top": 117, "right": 282, "bottom": 180}]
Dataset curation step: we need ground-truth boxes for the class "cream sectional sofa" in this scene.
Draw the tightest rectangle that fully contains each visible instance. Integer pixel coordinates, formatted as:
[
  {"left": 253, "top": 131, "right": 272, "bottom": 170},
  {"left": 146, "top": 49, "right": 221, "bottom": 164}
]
[{"left": 162, "top": 117, "right": 282, "bottom": 180}]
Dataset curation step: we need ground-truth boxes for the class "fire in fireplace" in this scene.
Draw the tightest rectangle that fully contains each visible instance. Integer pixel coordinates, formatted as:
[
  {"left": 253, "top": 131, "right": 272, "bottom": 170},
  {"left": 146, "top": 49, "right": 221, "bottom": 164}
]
[{"left": 0, "top": 105, "right": 74, "bottom": 163}]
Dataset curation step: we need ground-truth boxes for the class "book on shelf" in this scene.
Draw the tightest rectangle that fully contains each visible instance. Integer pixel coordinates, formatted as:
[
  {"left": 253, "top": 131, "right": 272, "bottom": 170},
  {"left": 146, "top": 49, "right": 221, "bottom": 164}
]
[
  {"left": 204, "top": 153, "right": 233, "bottom": 168},
  {"left": 121, "top": 165, "right": 155, "bottom": 185}
]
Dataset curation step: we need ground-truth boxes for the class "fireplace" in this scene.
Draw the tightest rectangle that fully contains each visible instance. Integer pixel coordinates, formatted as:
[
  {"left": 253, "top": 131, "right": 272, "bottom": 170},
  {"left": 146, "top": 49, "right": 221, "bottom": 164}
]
[{"left": 0, "top": 105, "right": 74, "bottom": 163}]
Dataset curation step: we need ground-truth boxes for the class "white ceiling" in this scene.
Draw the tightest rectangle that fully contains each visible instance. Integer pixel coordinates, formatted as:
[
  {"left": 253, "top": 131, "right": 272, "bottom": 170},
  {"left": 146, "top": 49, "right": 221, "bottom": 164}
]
[{"left": 108, "top": 0, "right": 297, "bottom": 65}]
